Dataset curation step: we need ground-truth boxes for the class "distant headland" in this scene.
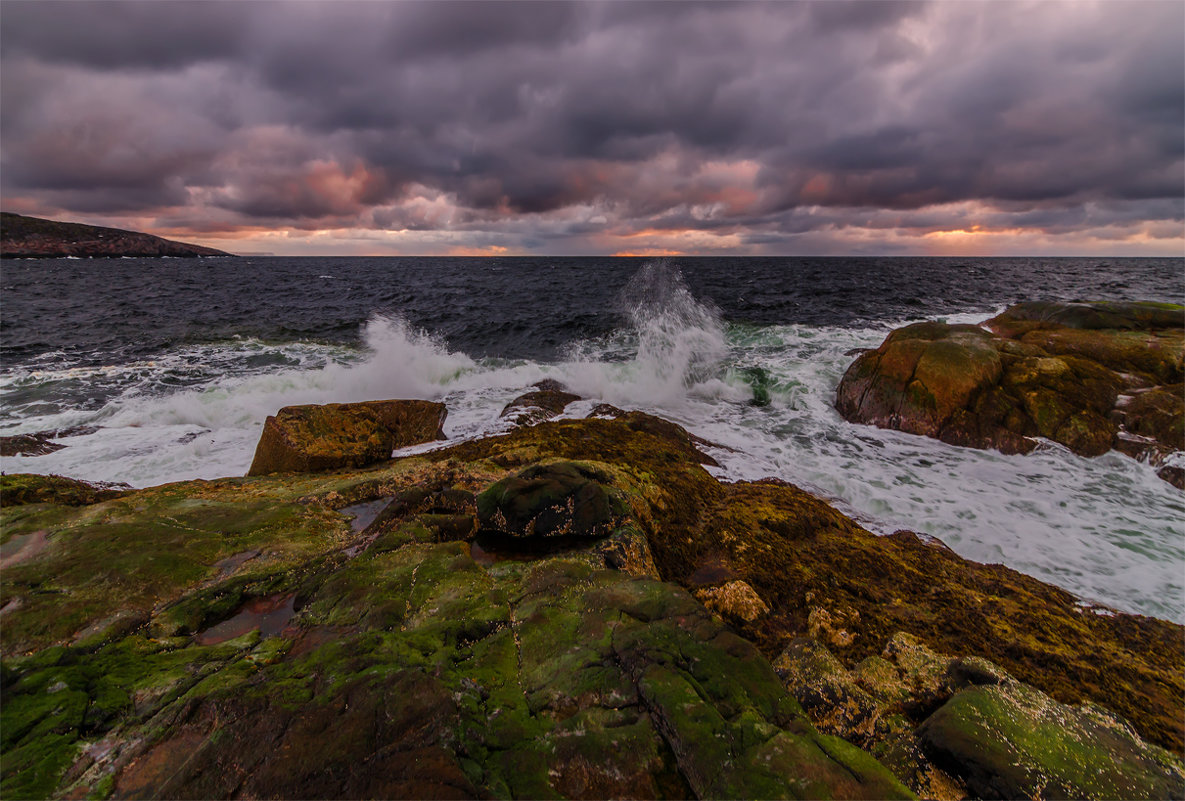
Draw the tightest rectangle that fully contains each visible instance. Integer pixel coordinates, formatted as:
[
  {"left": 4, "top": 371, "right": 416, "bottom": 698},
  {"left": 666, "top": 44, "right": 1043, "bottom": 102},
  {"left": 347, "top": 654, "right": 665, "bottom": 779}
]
[{"left": 0, "top": 212, "right": 235, "bottom": 258}]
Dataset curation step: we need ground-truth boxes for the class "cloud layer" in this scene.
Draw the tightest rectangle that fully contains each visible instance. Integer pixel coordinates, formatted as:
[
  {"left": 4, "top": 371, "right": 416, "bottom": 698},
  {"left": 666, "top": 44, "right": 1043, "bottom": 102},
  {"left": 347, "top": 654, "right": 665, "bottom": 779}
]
[{"left": 2, "top": 0, "right": 1182, "bottom": 255}]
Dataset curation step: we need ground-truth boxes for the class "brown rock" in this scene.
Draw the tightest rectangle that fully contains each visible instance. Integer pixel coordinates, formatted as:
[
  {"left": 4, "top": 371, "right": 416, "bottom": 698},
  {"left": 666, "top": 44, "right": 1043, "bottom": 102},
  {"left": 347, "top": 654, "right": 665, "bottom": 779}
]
[
  {"left": 1158, "top": 465, "right": 1185, "bottom": 490},
  {"left": 0, "top": 432, "right": 66, "bottom": 457},
  {"left": 836, "top": 301, "right": 1184, "bottom": 466},
  {"left": 835, "top": 323, "right": 1002, "bottom": 440},
  {"left": 246, "top": 399, "right": 446, "bottom": 475}
]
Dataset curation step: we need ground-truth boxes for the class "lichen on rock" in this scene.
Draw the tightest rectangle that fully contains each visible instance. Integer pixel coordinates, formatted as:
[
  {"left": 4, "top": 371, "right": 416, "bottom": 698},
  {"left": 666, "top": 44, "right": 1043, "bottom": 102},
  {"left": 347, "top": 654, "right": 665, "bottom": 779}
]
[{"left": 1, "top": 408, "right": 1181, "bottom": 799}]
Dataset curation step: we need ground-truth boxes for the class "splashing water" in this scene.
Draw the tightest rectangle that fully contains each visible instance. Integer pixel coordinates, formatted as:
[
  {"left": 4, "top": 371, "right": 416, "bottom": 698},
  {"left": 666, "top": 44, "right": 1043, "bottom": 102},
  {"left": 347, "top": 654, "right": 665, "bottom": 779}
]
[
  {"left": 1, "top": 261, "right": 1182, "bottom": 622},
  {"left": 559, "top": 260, "right": 744, "bottom": 408}
]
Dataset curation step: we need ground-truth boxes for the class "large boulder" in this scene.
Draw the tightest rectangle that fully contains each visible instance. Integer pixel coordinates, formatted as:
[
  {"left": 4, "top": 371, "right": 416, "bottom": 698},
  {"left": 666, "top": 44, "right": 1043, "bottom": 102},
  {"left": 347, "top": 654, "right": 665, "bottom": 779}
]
[
  {"left": 919, "top": 682, "right": 1185, "bottom": 800},
  {"left": 476, "top": 461, "right": 625, "bottom": 538},
  {"left": 836, "top": 301, "right": 1184, "bottom": 474},
  {"left": 247, "top": 399, "right": 446, "bottom": 475},
  {"left": 834, "top": 322, "right": 1003, "bottom": 441}
]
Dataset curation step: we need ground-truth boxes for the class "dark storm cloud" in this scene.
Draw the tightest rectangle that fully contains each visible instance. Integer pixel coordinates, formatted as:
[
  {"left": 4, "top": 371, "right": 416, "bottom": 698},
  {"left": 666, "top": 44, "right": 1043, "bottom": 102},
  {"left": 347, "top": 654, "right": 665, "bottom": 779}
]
[{"left": 1, "top": 0, "right": 1181, "bottom": 253}]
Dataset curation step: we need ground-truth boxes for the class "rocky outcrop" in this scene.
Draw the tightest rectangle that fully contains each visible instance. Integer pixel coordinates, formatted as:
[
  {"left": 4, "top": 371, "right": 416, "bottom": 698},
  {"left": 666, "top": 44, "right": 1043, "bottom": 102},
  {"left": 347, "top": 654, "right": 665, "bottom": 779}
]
[
  {"left": 499, "top": 380, "right": 582, "bottom": 427},
  {"left": 836, "top": 301, "right": 1184, "bottom": 482},
  {"left": 246, "top": 399, "right": 446, "bottom": 475},
  {"left": 2, "top": 410, "right": 1181, "bottom": 798},
  {"left": 776, "top": 633, "right": 1185, "bottom": 800},
  {"left": 0, "top": 213, "right": 233, "bottom": 258}
]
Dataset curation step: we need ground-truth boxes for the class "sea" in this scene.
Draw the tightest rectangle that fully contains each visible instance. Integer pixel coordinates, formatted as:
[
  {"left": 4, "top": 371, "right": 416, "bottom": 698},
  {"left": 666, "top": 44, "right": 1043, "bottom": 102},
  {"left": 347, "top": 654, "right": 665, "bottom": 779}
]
[{"left": 1, "top": 256, "right": 1183, "bottom": 622}]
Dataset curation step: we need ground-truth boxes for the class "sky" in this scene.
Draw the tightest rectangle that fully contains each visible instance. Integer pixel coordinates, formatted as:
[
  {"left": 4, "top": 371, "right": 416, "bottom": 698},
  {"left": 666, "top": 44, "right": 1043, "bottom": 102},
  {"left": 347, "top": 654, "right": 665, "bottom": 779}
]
[{"left": 1, "top": 0, "right": 1183, "bottom": 257}]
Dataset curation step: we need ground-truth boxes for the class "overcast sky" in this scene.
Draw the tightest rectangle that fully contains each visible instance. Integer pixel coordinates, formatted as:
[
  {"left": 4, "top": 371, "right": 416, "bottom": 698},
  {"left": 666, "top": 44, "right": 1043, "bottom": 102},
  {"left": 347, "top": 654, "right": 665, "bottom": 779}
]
[{"left": 2, "top": 0, "right": 1182, "bottom": 256}]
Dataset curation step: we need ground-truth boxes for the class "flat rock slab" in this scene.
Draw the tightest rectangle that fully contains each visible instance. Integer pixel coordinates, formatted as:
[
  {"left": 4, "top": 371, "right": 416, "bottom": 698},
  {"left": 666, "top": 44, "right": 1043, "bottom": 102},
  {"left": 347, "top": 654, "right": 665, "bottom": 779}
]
[{"left": 247, "top": 399, "right": 446, "bottom": 475}]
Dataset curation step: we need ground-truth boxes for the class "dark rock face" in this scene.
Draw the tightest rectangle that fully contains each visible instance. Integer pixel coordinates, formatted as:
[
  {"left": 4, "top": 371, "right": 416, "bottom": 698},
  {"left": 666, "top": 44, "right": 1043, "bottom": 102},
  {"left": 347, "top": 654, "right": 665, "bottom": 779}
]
[
  {"left": 476, "top": 461, "right": 624, "bottom": 538},
  {"left": 0, "top": 212, "right": 233, "bottom": 258},
  {"left": 1159, "top": 464, "right": 1185, "bottom": 489},
  {"left": 1, "top": 412, "right": 1181, "bottom": 798},
  {"left": 836, "top": 301, "right": 1184, "bottom": 481},
  {"left": 246, "top": 399, "right": 446, "bottom": 475}
]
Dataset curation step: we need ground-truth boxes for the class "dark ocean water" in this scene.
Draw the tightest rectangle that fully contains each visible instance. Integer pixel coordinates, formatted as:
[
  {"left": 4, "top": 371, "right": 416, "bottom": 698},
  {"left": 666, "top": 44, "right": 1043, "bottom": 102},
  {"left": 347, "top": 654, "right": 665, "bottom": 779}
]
[
  {"left": 1, "top": 255, "right": 1183, "bottom": 621},
  {"left": 3, "top": 256, "right": 1180, "bottom": 368}
]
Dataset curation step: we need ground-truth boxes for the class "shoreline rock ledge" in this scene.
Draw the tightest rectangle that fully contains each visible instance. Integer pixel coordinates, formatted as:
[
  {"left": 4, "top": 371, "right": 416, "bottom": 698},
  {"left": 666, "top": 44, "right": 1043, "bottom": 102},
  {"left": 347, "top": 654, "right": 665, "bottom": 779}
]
[
  {"left": 836, "top": 300, "right": 1184, "bottom": 486},
  {"left": 1, "top": 403, "right": 1182, "bottom": 799}
]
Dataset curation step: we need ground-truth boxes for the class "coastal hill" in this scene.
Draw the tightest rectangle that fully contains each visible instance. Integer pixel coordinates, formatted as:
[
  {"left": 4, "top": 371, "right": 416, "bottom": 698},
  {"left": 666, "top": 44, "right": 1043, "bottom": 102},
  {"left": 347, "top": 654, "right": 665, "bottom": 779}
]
[{"left": 0, "top": 212, "right": 234, "bottom": 258}]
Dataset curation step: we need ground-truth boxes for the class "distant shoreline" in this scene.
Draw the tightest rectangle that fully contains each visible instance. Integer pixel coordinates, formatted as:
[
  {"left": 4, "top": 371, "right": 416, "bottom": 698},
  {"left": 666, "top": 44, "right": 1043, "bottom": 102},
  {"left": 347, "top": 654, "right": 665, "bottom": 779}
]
[{"left": 0, "top": 212, "right": 235, "bottom": 259}]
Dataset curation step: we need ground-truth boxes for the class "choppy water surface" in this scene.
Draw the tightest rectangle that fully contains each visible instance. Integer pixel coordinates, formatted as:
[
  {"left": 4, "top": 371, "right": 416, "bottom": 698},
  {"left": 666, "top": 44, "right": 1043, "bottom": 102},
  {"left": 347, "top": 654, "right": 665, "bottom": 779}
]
[{"left": 2, "top": 256, "right": 1183, "bottom": 621}]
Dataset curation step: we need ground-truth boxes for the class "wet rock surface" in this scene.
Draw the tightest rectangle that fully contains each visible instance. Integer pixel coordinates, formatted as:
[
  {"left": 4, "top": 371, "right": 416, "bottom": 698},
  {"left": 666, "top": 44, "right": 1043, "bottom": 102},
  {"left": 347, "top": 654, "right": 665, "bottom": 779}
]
[
  {"left": 499, "top": 381, "right": 582, "bottom": 427},
  {"left": 1, "top": 409, "right": 1181, "bottom": 798},
  {"left": 836, "top": 301, "right": 1184, "bottom": 484}
]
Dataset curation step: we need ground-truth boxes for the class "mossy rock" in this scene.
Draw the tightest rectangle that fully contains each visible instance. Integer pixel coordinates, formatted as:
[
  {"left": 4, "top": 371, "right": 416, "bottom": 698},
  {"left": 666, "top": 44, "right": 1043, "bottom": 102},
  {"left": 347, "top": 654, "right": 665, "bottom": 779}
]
[
  {"left": 2, "top": 412, "right": 1181, "bottom": 798},
  {"left": 918, "top": 683, "right": 1185, "bottom": 799},
  {"left": 0, "top": 474, "right": 126, "bottom": 508},
  {"left": 986, "top": 301, "right": 1185, "bottom": 335},
  {"left": 1121, "top": 384, "right": 1185, "bottom": 451},
  {"left": 3, "top": 539, "right": 912, "bottom": 799},
  {"left": 476, "top": 461, "right": 625, "bottom": 538}
]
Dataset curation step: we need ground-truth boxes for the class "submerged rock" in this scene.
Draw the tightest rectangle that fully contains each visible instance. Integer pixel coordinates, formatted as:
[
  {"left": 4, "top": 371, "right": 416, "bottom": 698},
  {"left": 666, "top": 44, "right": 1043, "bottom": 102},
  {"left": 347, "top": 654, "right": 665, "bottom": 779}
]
[
  {"left": 836, "top": 301, "right": 1184, "bottom": 483},
  {"left": 247, "top": 399, "right": 446, "bottom": 475}
]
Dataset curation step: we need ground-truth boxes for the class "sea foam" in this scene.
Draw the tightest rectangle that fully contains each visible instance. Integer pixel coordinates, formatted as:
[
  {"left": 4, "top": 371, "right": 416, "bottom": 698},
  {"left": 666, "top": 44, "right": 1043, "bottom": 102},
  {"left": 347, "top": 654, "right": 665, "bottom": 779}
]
[{"left": 2, "top": 266, "right": 1182, "bottom": 623}]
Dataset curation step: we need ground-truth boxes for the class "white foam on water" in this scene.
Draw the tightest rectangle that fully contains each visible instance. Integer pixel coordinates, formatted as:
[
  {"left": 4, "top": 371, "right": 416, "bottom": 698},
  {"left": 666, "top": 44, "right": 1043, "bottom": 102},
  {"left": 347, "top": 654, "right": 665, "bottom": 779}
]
[{"left": 2, "top": 268, "right": 1182, "bottom": 622}]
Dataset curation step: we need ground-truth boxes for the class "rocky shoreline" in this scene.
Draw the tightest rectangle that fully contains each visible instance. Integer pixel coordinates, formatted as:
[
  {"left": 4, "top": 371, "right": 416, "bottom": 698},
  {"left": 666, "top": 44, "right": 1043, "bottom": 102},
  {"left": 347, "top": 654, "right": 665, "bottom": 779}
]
[{"left": 2, "top": 359, "right": 1182, "bottom": 798}]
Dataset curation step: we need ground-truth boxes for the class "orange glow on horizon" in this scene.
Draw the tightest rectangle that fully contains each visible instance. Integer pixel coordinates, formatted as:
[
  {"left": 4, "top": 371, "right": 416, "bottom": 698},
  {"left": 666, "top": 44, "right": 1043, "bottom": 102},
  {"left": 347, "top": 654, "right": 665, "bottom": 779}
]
[
  {"left": 610, "top": 248, "right": 684, "bottom": 257},
  {"left": 445, "top": 245, "right": 510, "bottom": 256}
]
